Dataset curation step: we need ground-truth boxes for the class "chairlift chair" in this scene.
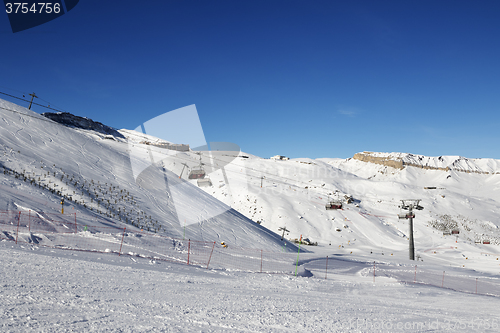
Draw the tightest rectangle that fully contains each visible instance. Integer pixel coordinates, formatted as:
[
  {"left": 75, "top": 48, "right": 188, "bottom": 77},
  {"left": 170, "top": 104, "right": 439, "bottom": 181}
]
[
  {"left": 188, "top": 169, "right": 206, "bottom": 179},
  {"left": 197, "top": 178, "right": 212, "bottom": 187},
  {"left": 398, "top": 207, "right": 407, "bottom": 219},
  {"left": 188, "top": 153, "right": 206, "bottom": 179},
  {"left": 398, "top": 211, "right": 415, "bottom": 219},
  {"left": 325, "top": 196, "right": 342, "bottom": 210}
]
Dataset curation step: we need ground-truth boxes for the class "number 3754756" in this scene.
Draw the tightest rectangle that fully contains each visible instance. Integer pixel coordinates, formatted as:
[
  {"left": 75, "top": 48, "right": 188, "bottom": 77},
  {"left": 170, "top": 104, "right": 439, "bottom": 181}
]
[{"left": 5, "top": 3, "right": 61, "bottom": 14}]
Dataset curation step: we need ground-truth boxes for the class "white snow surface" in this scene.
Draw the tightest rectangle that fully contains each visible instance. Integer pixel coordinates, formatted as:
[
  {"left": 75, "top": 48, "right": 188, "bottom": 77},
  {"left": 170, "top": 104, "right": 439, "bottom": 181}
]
[
  {"left": 0, "top": 98, "right": 288, "bottom": 251},
  {"left": 3, "top": 242, "right": 500, "bottom": 332},
  {"left": 2, "top": 98, "right": 500, "bottom": 331}
]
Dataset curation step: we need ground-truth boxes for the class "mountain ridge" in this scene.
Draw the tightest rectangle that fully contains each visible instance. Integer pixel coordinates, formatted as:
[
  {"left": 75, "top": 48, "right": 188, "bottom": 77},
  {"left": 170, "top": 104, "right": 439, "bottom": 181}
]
[{"left": 352, "top": 151, "right": 500, "bottom": 175}]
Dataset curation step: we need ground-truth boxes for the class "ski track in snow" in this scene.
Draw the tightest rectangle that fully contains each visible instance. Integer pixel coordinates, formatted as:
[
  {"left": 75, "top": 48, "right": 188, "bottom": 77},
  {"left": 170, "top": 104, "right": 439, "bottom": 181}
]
[{"left": 2, "top": 244, "right": 500, "bottom": 332}]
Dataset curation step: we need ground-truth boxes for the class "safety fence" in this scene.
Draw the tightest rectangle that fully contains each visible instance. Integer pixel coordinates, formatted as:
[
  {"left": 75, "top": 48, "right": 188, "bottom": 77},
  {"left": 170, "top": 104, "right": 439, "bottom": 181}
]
[
  {"left": 1, "top": 210, "right": 500, "bottom": 297},
  {"left": 0, "top": 210, "right": 302, "bottom": 274}
]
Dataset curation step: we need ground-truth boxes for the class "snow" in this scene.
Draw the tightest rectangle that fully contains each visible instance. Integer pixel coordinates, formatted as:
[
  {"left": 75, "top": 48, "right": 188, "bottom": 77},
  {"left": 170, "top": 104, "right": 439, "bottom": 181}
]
[
  {"left": 0, "top": 98, "right": 290, "bottom": 251},
  {"left": 2, "top": 97, "right": 500, "bottom": 331},
  {"left": 3, "top": 243, "right": 500, "bottom": 332}
]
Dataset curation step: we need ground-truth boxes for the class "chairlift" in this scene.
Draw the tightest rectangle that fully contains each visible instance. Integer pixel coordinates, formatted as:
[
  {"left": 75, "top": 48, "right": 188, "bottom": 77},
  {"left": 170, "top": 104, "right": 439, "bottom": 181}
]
[
  {"left": 188, "top": 169, "right": 206, "bottom": 179},
  {"left": 188, "top": 153, "right": 206, "bottom": 179},
  {"left": 398, "top": 210, "right": 415, "bottom": 219},
  {"left": 197, "top": 178, "right": 212, "bottom": 187},
  {"left": 325, "top": 196, "right": 342, "bottom": 210}
]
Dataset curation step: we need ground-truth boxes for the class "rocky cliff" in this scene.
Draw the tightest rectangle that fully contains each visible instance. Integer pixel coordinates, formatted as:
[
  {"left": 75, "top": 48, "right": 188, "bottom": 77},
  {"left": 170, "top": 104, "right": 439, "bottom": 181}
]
[
  {"left": 42, "top": 112, "right": 125, "bottom": 139},
  {"left": 353, "top": 152, "right": 500, "bottom": 175}
]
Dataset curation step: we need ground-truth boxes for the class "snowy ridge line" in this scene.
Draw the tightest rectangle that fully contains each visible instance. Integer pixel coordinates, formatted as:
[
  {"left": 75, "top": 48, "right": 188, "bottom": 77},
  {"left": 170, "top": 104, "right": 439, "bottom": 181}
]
[
  {"left": 122, "top": 133, "right": 347, "bottom": 200},
  {"left": 353, "top": 151, "right": 500, "bottom": 174}
]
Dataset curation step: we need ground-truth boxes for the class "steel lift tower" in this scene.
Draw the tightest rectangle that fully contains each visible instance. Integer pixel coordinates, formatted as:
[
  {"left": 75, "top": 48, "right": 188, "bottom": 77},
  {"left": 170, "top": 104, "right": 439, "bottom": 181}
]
[{"left": 399, "top": 199, "right": 424, "bottom": 260}]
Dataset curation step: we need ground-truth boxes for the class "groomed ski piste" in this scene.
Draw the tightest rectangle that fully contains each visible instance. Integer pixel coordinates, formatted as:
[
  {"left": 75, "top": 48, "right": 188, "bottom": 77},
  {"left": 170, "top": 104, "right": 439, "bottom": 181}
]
[{"left": 2, "top": 98, "right": 500, "bottom": 332}]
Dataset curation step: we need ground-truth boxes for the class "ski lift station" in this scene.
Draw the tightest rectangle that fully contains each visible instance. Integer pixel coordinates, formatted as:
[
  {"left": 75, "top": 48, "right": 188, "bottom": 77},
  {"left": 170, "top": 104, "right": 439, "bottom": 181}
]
[{"left": 270, "top": 155, "right": 290, "bottom": 161}]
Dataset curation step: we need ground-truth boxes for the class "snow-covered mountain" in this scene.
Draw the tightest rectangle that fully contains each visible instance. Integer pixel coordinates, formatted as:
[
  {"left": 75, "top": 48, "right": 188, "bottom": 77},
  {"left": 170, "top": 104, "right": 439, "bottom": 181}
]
[
  {"left": 350, "top": 151, "right": 500, "bottom": 174},
  {"left": 3, "top": 96, "right": 500, "bottom": 270},
  {"left": 3, "top": 98, "right": 500, "bottom": 330},
  {"left": 0, "top": 98, "right": 291, "bottom": 251},
  {"left": 193, "top": 148, "right": 500, "bottom": 273}
]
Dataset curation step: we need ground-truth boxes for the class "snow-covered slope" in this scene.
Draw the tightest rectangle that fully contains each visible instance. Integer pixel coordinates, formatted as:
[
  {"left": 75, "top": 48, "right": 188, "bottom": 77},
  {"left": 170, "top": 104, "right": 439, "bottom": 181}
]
[
  {"left": 4, "top": 242, "right": 500, "bottom": 332},
  {"left": 0, "top": 98, "right": 292, "bottom": 251},
  {"left": 3, "top": 98, "right": 500, "bottom": 331},
  {"left": 194, "top": 150, "right": 500, "bottom": 274},
  {"left": 3, "top": 96, "right": 500, "bottom": 274}
]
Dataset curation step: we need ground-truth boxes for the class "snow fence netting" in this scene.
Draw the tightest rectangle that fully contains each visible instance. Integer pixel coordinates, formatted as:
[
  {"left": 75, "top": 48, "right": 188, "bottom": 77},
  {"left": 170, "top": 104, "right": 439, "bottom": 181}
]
[{"left": 2, "top": 210, "right": 500, "bottom": 296}]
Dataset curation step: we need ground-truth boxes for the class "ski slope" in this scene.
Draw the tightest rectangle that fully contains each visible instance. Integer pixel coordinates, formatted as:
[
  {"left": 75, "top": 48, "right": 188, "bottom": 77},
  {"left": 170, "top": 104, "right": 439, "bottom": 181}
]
[
  {"left": 2, "top": 97, "right": 500, "bottom": 331},
  {"left": 0, "top": 98, "right": 293, "bottom": 251},
  {"left": 195, "top": 151, "right": 500, "bottom": 274},
  {"left": 2, "top": 242, "right": 500, "bottom": 332}
]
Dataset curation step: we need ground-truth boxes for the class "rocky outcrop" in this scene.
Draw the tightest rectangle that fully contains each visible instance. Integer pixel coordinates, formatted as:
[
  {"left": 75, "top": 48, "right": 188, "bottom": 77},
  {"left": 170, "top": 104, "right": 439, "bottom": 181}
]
[
  {"left": 42, "top": 112, "right": 125, "bottom": 139},
  {"left": 353, "top": 152, "right": 500, "bottom": 175},
  {"left": 353, "top": 152, "right": 404, "bottom": 170}
]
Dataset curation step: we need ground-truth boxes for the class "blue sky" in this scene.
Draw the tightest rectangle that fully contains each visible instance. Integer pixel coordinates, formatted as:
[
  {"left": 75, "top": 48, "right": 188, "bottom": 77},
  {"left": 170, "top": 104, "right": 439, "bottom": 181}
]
[{"left": 1, "top": 0, "right": 499, "bottom": 159}]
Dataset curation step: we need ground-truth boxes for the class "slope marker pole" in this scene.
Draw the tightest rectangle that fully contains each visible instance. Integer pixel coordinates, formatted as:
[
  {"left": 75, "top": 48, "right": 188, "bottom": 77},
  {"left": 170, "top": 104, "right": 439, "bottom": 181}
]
[
  {"left": 118, "top": 228, "right": 126, "bottom": 256},
  {"left": 373, "top": 261, "right": 376, "bottom": 283},
  {"left": 294, "top": 235, "right": 302, "bottom": 276},
  {"left": 260, "top": 249, "right": 263, "bottom": 273},
  {"left": 207, "top": 241, "right": 215, "bottom": 269},
  {"left": 325, "top": 256, "right": 329, "bottom": 280},
  {"left": 15, "top": 211, "right": 21, "bottom": 244}
]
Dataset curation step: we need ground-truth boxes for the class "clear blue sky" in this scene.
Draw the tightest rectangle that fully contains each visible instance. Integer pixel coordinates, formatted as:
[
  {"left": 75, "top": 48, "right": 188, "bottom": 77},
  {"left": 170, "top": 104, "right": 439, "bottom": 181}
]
[{"left": 1, "top": 0, "right": 499, "bottom": 159}]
